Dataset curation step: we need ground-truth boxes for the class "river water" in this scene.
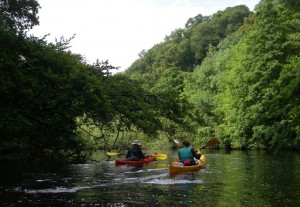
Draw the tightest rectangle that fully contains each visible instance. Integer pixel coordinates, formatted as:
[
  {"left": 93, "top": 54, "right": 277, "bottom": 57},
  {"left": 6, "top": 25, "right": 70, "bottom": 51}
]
[{"left": 1, "top": 150, "right": 300, "bottom": 207}]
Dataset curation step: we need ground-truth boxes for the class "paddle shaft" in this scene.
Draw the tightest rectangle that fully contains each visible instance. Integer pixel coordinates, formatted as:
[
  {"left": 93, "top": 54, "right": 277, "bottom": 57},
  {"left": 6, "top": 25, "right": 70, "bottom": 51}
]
[{"left": 106, "top": 152, "right": 167, "bottom": 160}]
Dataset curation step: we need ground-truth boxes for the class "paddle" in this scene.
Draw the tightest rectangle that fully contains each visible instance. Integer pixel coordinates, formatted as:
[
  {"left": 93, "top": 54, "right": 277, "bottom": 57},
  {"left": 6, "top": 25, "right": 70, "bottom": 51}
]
[
  {"left": 199, "top": 139, "right": 220, "bottom": 150},
  {"left": 106, "top": 152, "right": 121, "bottom": 156},
  {"left": 106, "top": 152, "right": 168, "bottom": 160},
  {"left": 195, "top": 139, "right": 219, "bottom": 155},
  {"left": 173, "top": 139, "right": 180, "bottom": 144},
  {"left": 154, "top": 153, "right": 168, "bottom": 160}
]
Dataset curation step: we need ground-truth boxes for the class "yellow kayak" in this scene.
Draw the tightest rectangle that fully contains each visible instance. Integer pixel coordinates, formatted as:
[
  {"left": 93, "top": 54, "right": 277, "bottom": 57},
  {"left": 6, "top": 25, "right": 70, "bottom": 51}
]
[{"left": 168, "top": 153, "right": 206, "bottom": 175}]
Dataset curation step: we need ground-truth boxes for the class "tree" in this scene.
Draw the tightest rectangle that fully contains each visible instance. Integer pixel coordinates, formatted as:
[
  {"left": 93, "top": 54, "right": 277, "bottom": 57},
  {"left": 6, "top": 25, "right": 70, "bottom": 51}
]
[
  {"left": 190, "top": 5, "right": 251, "bottom": 65},
  {"left": 185, "top": 14, "right": 210, "bottom": 28},
  {"left": 216, "top": 0, "right": 300, "bottom": 149},
  {"left": 0, "top": 0, "right": 40, "bottom": 31}
]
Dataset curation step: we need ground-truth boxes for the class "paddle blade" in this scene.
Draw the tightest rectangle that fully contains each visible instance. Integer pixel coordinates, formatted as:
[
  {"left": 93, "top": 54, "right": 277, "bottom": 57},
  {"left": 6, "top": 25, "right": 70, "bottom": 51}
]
[
  {"left": 173, "top": 139, "right": 180, "bottom": 144},
  {"left": 200, "top": 139, "right": 220, "bottom": 149},
  {"left": 207, "top": 139, "right": 219, "bottom": 147},
  {"left": 106, "top": 152, "right": 120, "bottom": 156},
  {"left": 154, "top": 153, "right": 168, "bottom": 160}
]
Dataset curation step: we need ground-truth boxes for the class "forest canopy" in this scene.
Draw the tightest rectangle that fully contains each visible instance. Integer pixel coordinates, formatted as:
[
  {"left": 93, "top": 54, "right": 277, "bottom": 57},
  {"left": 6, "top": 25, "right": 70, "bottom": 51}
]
[{"left": 125, "top": 0, "right": 300, "bottom": 150}]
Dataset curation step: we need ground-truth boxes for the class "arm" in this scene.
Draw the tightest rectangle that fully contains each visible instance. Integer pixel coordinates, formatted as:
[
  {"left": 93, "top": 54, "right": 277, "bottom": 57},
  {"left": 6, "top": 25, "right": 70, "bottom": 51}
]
[
  {"left": 126, "top": 148, "right": 131, "bottom": 158},
  {"left": 138, "top": 149, "right": 146, "bottom": 159},
  {"left": 178, "top": 150, "right": 183, "bottom": 162},
  {"left": 191, "top": 148, "right": 200, "bottom": 159}
]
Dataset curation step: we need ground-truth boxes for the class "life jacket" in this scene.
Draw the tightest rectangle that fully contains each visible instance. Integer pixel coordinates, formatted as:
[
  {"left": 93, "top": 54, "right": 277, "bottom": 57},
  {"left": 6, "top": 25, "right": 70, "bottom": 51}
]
[
  {"left": 127, "top": 146, "right": 145, "bottom": 160},
  {"left": 179, "top": 147, "right": 193, "bottom": 162}
]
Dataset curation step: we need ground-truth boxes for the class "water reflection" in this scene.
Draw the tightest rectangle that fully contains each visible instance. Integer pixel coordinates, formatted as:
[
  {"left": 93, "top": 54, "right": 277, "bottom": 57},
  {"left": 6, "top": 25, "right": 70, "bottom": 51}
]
[{"left": 1, "top": 150, "right": 300, "bottom": 206}]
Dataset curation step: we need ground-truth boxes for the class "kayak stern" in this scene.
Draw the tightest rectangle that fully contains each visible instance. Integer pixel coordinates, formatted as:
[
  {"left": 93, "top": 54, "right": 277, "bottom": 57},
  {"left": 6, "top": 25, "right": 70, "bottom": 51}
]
[{"left": 168, "top": 153, "right": 206, "bottom": 175}]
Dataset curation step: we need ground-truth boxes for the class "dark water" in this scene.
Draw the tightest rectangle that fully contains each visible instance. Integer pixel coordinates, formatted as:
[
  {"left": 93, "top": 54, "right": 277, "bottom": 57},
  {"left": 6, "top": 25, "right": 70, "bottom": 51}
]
[{"left": 1, "top": 150, "right": 300, "bottom": 207}]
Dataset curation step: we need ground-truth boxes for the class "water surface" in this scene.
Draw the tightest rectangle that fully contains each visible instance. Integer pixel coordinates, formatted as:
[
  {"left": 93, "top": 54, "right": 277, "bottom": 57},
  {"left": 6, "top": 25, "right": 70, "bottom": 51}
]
[{"left": 1, "top": 150, "right": 299, "bottom": 206}]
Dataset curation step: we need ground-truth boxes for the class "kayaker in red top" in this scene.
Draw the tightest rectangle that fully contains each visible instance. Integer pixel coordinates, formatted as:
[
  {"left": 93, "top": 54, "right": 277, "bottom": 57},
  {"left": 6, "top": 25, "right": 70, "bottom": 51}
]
[
  {"left": 126, "top": 140, "right": 147, "bottom": 161},
  {"left": 178, "top": 140, "right": 201, "bottom": 165}
]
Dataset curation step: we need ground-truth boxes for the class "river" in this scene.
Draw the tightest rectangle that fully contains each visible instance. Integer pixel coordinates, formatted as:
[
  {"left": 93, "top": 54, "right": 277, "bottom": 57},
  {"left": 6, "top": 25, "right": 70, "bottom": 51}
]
[{"left": 1, "top": 150, "right": 300, "bottom": 206}]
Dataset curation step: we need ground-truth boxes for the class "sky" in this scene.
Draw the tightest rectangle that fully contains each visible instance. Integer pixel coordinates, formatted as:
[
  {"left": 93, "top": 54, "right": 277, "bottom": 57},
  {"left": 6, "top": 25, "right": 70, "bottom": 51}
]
[{"left": 30, "top": 0, "right": 261, "bottom": 72}]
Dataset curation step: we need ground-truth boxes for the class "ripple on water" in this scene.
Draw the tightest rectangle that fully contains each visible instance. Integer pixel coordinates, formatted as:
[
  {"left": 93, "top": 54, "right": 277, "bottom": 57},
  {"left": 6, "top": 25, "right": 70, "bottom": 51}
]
[
  {"left": 145, "top": 178, "right": 205, "bottom": 185},
  {"left": 15, "top": 186, "right": 91, "bottom": 194},
  {"left": 124, "top": 169, "right": 144, "bottom": 174}
]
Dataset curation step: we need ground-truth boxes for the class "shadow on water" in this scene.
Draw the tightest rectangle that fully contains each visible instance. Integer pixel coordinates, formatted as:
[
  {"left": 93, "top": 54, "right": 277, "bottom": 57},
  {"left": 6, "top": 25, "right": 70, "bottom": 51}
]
[{"left": 1, "top": 150, "right": 300, "bottom": 206}]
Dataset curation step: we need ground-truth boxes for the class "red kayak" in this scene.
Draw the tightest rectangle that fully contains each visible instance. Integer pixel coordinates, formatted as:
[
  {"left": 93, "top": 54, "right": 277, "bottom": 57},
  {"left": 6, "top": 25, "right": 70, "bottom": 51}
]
[{"left": 115, "top": 154, "right": 157, "bottom": 166}]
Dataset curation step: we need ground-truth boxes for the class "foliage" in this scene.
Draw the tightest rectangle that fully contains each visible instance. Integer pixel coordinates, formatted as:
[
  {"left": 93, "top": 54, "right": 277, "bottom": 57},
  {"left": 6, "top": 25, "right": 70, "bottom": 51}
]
[
  {"left": 0, "top": 0, "right": 40, "bottom": 31},
  {"left": 125, "top": 1, "right": 300, "bottom": 150},
  {"left": 125, "top": 5, "right": 253, "bottom": 145},
  {"left": 2, "top": 0, "right": 300, "bottom": 163},
  {"left": 214, "top": 0, "right": 300, "bottom": 149},
  {"left": 0, "top": 0, "right": 189, "bottom": 162},
  {"left": 125, "top": 5, "right": 252, "bottom": 87}
]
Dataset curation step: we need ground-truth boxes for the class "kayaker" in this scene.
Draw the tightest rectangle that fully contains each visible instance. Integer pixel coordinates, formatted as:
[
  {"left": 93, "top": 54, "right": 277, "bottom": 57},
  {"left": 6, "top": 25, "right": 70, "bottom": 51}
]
[
  {"left": 178, "top": 140, "right": 201, "bottom": 165},
  {"left": 126, "top": 140, "right": 147, "bottom": 161}
]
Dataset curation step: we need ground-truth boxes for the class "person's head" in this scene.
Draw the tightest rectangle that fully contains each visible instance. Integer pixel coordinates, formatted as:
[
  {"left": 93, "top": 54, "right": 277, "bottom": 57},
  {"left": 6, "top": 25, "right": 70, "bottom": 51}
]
[
  {"left": 131, "top": 139, "right": 142, "bottom": 146},
  {"left": 182, "top": 140, "right": 190, "bottom": 147}
]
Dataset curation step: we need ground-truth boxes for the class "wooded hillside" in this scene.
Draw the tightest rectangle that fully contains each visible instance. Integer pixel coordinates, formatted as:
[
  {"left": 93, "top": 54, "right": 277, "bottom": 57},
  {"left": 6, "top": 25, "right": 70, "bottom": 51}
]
[{"left": 124, "top": 0, "right": 300, "bottom": 150}]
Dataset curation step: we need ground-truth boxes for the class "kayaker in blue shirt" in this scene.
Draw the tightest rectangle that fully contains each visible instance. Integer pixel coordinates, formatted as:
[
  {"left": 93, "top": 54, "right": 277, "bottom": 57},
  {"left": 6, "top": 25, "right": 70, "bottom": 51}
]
[
  {"left": 126, "top": 140, "right": 147, "bottom": 161},
  {"left": 178, "top": 140, "right": 201, "bottom": 165}
]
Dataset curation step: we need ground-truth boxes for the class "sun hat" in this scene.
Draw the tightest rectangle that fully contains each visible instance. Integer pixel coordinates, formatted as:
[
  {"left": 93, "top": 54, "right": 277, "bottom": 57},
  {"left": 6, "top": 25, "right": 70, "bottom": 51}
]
[{"left": 131, "top": 140, "right": 141, "bottom": 146}]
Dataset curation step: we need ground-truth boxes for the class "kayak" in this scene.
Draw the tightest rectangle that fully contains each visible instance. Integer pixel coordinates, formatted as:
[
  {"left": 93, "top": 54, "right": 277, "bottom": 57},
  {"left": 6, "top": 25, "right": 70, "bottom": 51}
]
[
  {"left": 168, "top": 153, "right": 206, "bottom": 175},
  {"left": 115, "top": 154, "right": 157, "bottom": 166}
]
